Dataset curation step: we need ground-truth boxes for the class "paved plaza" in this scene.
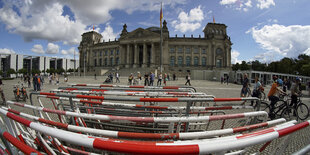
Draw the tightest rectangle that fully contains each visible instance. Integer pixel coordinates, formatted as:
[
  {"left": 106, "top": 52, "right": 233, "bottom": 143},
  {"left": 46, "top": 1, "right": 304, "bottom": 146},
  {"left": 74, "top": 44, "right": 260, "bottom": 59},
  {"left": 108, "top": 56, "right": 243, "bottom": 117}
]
[{"left": 1, "top": 75, "right": 310, "bottom": 154}]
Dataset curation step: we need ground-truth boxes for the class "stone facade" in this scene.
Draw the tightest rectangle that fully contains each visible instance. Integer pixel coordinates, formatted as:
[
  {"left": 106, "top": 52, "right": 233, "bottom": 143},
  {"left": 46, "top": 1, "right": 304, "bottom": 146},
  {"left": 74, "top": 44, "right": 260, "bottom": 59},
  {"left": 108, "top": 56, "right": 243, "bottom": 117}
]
[{"left": 78, "top": 21, "right": 232, "bottom": 73}]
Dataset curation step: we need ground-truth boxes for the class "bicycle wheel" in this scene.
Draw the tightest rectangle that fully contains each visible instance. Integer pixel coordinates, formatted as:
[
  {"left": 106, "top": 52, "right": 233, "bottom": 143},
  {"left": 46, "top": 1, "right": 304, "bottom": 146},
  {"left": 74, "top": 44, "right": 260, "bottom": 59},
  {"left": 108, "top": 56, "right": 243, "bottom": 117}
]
[
  {"left": 255, "top": 101, "right": 270, "bottom": 122},
  {"left": 296, "top": 103, "right": 309, "bottom": 120},
  {"left": 281, "top": 107, "right": 297, "bottom": 121}
]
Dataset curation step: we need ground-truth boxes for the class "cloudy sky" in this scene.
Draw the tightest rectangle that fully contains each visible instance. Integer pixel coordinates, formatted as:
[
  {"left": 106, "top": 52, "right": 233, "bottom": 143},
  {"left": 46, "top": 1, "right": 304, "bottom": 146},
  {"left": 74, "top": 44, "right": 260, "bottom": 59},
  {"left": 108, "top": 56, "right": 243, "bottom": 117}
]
[{"left": 0, "top": 0, "right": 309, "bottom": 63}]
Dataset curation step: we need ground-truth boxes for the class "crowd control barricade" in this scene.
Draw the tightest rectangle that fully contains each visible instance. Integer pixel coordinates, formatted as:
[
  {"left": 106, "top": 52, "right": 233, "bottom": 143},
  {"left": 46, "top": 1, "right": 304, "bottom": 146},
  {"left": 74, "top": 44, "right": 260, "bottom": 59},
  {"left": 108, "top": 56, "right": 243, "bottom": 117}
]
[
  {"left": 52, "top": 89, "right": 214, "bottom": 98},
  {"left": 59, "top": 86, "right": 193, "bottom": 93},
  {"left": 1, "top": 106, "right": 287, "bottom": 141},
  {"left": 35, "top": 94, "right": 257, "bottom": 132},
  {"left": 69, "top": 83, "right": 197, "bottom": 92},
  {"left": 0, "top": 106, "right": 309, "bottom": 154},
  {"left": 29, "top": 92, "right": 262, "bottom": 132}
]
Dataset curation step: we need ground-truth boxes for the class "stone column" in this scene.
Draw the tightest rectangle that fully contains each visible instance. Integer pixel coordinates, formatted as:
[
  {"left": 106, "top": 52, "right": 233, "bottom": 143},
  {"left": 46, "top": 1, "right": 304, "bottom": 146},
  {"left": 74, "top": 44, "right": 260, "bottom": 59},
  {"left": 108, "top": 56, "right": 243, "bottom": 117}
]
[
  {"left": 126, "top": 44, "right": 130, "bottom": 68},
  {"left": 191, "top": 46, "right": 194, "bottom": 66},
  {"left": 142, "top": 43, "right": 147, "bottom": 68},
  {"left": 228, "top": 47, "right": 231, "bottom": 67},
  {"left": 199, "top": 47, "right": 202, "bottom": 66},
  {"left": 133, "top": 44, "right": 138, "bottom": 68},
  {"left": 150, "top": 43, "right": 155, "bottom": 67}
]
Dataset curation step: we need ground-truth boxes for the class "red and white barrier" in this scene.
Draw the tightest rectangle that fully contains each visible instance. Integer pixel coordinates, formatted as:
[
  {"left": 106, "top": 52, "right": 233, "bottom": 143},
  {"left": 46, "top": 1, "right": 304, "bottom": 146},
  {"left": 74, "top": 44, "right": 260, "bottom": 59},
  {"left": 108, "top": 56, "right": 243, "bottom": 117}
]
[
  {"left": 0, "top": 128, "right": 42, "bottom": 155},
  {"left": 37, "top": 92, "right": 258, "bottom": 103},
  {"left": 7, "top": 101, "right": 267, "bottom": 123},
  {"left": 70, "top": 83, "right": 195, "bottom": 91},
  {"left": 2, "top": 107, "right": 285, "bottom": 140},
  {"left": 39, "top": 95, "right": 253, "bottom": 112},
  {"left": 1, "top": 107, "right": 308, "bottom": 154},
  {"left": 52, "top": 89, "right": 213, "bottom": 98}
]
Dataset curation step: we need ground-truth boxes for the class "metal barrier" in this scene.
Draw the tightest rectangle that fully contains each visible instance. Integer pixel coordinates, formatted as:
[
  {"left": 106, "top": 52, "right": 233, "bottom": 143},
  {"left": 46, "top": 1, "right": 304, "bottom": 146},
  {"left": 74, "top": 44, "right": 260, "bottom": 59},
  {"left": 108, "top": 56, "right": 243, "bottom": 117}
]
[
  {"left": 59, "top": 86, "right": 194, "bottom": 92},
  {"left": 6, "top": 101, "right": 267, "bottom": 124},
  {"left": 52, "top": 89, "right": 214, "bottom": 98},
  {"left": 69, "top": 83, "right": 197, "bottom": 92},
  {"left": 0, "top": 107, "right": 309, "bottom": 154},
  {"left": 0, "top": 128, "right": 41, "bottom": 155}
]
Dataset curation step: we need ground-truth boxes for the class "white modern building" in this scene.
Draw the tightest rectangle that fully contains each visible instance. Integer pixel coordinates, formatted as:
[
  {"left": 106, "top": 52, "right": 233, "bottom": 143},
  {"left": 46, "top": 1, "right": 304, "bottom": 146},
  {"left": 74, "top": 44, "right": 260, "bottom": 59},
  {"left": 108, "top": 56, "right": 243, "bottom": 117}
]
[{"left": 0, "top": 54, "right": 79, "bottom": 76}]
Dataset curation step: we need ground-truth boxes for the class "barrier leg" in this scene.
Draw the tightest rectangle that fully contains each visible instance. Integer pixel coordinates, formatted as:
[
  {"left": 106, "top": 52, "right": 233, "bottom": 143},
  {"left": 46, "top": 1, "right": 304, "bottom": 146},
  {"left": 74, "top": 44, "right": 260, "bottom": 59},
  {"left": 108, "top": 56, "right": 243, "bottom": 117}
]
[
  {"left": 0, "top": 128, "right": 15, "bottom": 155},
  {"left": 271, "top": 134, "right": 292, "bottom": 155},
  {"left": 185, "top": 101, "right": 192, "bottom": 132}
]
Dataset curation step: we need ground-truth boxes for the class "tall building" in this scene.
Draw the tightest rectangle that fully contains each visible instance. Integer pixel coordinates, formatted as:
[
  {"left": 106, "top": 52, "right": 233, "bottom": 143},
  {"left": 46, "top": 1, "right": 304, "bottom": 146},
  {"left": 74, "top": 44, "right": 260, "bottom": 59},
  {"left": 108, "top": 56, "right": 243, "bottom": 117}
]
[
  {"left": 0, "top": 54, "right": 78, "bottom": 76},
  {"left": 78, "top": 21, "right": 232, "bottom": 74}
]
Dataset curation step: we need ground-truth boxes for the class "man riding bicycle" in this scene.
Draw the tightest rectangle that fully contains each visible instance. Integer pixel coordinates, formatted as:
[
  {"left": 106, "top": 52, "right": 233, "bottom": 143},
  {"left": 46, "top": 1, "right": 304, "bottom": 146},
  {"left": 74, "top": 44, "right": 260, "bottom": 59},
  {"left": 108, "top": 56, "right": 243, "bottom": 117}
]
[
  {"left": 267, "top": 79, "right": 286, "bottom": 119},
  {"left": 290, "top": 77, "right": 301, "bottom": 111}
]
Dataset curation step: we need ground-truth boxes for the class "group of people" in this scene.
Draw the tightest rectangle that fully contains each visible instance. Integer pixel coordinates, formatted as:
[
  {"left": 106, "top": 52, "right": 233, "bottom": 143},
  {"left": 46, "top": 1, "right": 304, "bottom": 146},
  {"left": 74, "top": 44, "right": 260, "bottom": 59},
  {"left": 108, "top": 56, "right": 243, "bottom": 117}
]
[
  {"left": 128, "top": 72, "right": 170, "bottom": 86},
  {"left": 220, "top": 75, "right": 229, "bottom": 85},
  {"left": 241, "top": 73, "right": 303, "bottom": 119}
]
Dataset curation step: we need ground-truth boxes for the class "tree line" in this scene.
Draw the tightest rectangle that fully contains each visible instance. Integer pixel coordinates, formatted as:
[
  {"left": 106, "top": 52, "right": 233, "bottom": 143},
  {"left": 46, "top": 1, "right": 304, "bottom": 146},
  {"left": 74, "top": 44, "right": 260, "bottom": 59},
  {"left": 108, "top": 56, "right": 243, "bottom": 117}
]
[{"left": 232, "top": 54, "right": 310, "bottom": 77}]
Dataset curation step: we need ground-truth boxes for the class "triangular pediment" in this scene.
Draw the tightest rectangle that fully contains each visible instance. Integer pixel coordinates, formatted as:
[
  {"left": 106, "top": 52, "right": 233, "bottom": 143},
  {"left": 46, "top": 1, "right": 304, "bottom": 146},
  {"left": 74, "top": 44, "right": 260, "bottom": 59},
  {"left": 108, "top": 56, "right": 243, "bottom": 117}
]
[{"left": 121, "top": 28, "right": 160, "bottom": 40}]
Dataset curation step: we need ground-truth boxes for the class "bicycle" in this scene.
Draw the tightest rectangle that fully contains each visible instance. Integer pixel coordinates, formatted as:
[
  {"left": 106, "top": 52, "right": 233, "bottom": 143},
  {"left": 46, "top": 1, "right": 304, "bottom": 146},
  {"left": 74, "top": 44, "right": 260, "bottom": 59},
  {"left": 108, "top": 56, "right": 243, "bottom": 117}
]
[
  {"left": 13, "top": 83, "right": 28, "bottom": 102},
  {"left": 256, "top": 94, "right": 297, "bottom": 121},
  {"left": 294, "top": 95, "right": 309, "bottom": 120}
]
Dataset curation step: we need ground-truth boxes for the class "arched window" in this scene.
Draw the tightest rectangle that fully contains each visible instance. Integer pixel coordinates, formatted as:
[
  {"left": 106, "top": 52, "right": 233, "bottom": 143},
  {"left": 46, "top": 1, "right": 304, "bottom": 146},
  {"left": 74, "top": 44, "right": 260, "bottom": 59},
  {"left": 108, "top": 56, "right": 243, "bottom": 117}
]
[
  {"left": 202, "top": 57, "right": 206, "bottom": 66},
  {"left": 178, "top": 56, "right": 183, "bottom": 66},
  {"left": 170, "top": 56, "right": 175, "bottom": 66},
  {"left": 194, "top": 57, "right": 199, "bottom": 66},
  {"left": 115, "top": 57, "right": 119, "bottom": 65},
  {"left": 186, "top": 56, "right": 191, "bottom": 66}
]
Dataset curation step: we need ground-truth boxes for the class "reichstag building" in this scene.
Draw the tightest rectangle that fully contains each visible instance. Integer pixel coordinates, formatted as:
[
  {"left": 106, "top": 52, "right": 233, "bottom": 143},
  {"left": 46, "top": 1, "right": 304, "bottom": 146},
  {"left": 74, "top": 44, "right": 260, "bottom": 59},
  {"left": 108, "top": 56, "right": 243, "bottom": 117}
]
[{"left": 78, "top": 20, "right": 232, "bottom": 74}]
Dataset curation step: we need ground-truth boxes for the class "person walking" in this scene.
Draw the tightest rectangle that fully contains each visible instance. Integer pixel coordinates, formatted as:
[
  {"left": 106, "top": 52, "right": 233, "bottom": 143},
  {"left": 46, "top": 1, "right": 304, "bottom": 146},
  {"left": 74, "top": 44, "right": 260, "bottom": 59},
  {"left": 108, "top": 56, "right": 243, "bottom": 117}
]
[
  {"left": 94, "top": 73, "right": 97, "bottom": 80},
  {"left": 32, "top": 74, "right": 38, "bottom": 91},
  {"left": 290, "top": 77, "right": 301, "bottom": 111},
  {"left": 240, "top": 74, "right": 249, "bottom": 97},
  {"left": 226, "top": 75, "right": 229, "bottom": 85},
  {"left": 150, "top": 72, "right": 155, "bottom": 86},
  {"left": 0, "top": 77, "right": 5, "bottom": 104},
  {"left": 185, "top": 73, "right": 191, "bottom": 86},
  {"left": 173, "top": 73, "right": 176, "bottom": 81},
  {"left": 157, "top": 73, "right": 162, "bottom": 86},
  {"left": 27, "top": 75, "right": 31, "bottom": 88},
  {"left": 115, "top": 72, "right": 120, "bottom": 83},
  {"left": 163, "top": 73, "right": 168, "bottom": 86},
  {"left": 144, "top": 72, "right": 149, "bottom": 86}
]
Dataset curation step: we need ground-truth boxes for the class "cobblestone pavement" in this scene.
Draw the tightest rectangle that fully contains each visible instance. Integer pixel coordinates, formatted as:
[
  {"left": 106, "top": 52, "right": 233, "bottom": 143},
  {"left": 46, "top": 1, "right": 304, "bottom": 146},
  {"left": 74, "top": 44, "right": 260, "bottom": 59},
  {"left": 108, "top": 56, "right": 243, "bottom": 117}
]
[{"left": 1, "top": 75, "right": 310, "bottom": 154}]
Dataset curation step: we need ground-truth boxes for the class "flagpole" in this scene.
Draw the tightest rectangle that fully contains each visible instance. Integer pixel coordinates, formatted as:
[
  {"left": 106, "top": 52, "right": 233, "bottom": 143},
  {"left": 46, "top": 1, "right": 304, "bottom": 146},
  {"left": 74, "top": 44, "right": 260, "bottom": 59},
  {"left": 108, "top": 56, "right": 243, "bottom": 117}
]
[
  {"left": 160, "top": 2, "right": 163, "bottom": 73},
  {"left": 74, "top": 50, "right": 76, "bottom": 77}
]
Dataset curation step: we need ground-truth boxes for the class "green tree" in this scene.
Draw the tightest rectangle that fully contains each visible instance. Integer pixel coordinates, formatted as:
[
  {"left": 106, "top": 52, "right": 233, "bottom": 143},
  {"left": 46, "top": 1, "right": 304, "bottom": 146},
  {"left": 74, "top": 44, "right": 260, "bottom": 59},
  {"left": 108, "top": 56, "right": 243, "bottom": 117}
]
[
  {"left": 18, "top": 68, "right": 28, "bottom": 75},
  {"left": 240, "top": 61, "right": 249, "bottom": 70},
  {"left": 232, "top": 63, "right": 240, "bottom": 71},
  {"left": 7, "top": 68, "right": 16, "bottom": 75}
]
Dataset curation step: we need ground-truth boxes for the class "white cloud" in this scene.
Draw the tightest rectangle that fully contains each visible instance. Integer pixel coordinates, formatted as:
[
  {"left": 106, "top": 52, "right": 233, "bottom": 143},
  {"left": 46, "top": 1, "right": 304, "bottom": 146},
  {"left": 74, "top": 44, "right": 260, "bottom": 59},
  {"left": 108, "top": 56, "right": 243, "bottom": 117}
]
[
  {"left": 256, "top": 0, "right": 275, "bottom": 9},
  {"left": 61, "top": 47, "right": 76, "bottom": 55},
  {"left": 220, "top": 0, "right": 238, "bottom": 5},
  {"left": 231, "top": 50, "right": 242, "bottom": 64},
  {"left": 172, "top": 5, "right": 204, "bottom": 33},
  {"left": 101, "top": 23, "right": 119, "bottom": 42},
  {"left": 0, "top": 0, "right": 186, "bottom": 45},
  {"left": 31, "top": 44, "right": 44, "bottom": 54},
  {"left": 46, "top": 43, "right": 59, "bottom": 54},
  {"left": 248, "top": 24, "right": 310, "bottom": 60},
  {"left": 0, "top": 48, "right": 16, "bottom": 54},
  {"left": 219, "top": 0, "right": 274, "bottom": 11}
]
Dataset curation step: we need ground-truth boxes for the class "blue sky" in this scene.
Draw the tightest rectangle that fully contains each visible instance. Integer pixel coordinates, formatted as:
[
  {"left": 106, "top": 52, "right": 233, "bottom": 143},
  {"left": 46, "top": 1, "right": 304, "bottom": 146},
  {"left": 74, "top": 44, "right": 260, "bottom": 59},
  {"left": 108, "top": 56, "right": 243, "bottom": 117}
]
[{"left": 0, "top": 0, "right": 309, "bottom": 63}]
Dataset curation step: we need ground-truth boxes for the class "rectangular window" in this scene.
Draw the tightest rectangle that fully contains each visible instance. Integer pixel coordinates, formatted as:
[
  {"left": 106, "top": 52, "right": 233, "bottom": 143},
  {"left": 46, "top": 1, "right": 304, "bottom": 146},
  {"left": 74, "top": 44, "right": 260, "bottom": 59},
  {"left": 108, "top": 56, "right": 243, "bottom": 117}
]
[
  {"left": 110, "top": 50, "right": 114, "bottom": 55},
  {"left": 186, "top": 48, "right": 191, "bottom": 54},
  {"left": 170, "top": 47, "right": 175, "bottom": 53},
  {"left": 194, "top": 48, "right": 198, "bottom": 54},
  {"left": 99, "top": 51, "right": 102, "bottom": 56},
  {"left": 178, "top": 47, "right": 183, "bottom": 53},
  {"left": 116, "top": 49, "right": 119, "bottom": 55},
  {"left": 202, "top": 49, "right": 206, "bottom": 54},
  {"left": 105, "top": 50, "right": 108, "bottom": 56}
]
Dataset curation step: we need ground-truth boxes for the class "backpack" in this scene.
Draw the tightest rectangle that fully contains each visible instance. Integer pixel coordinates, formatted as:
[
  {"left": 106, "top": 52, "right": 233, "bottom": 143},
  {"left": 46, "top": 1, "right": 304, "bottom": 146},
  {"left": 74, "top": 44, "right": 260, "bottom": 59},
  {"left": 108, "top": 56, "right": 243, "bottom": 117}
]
[{"left": 38, "top": 77, "right": 41, "bottom": 84}]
